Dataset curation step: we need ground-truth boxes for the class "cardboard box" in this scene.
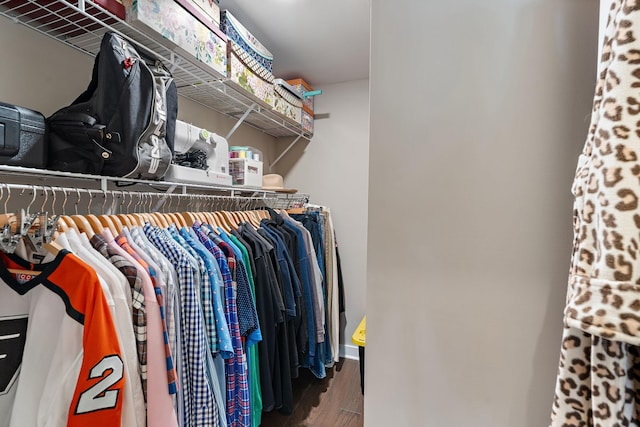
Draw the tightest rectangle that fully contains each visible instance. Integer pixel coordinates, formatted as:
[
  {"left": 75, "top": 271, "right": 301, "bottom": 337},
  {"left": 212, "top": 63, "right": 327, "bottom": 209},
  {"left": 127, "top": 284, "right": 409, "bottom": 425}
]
[
  {"left": 287, "top": 78, "right": 315, "bottom": 113},
  {"left": 124, "top": 0, "right": 227, "bottom": 77}
]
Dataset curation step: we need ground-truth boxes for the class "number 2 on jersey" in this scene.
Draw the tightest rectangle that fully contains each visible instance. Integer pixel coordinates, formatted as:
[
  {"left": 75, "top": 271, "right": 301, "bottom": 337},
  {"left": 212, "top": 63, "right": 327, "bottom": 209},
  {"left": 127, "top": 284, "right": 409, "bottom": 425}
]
[{"left": 75, "top": 355, "right": 124, "bottom": 414}]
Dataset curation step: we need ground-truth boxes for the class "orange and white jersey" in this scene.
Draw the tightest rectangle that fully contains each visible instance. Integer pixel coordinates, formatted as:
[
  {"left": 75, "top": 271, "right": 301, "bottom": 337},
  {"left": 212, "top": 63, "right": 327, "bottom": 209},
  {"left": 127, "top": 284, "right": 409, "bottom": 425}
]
[{"left": 0, "top": 247, "right": 125, "bottom": 427}]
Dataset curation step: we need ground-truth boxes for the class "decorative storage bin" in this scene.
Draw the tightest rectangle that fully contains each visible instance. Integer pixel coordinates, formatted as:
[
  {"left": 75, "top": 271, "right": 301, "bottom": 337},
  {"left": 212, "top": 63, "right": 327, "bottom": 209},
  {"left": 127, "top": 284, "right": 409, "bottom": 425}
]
[
  {"left": 124, "top": 0, "right": 227, "bottom": 77},
  {"left": 273, "top": 79, "right": 303, "bottom": 124},
  {"left": 228, "top": 42, "right": 275, "bottom": 106},
  {"left": 301, "top": 109, "right": 314, "bottom": 134},
  {"left": 220, "top": 10, "right": 273, "bottom": 73},
  {"left": 287, "top": 78, "right": 315, "bottom": 113},
  {"left": 176, "top": 0, "right": 220, "bottom": 28},
  {"left": 229, "top": 158, "right": 263, "bottom": 187}
]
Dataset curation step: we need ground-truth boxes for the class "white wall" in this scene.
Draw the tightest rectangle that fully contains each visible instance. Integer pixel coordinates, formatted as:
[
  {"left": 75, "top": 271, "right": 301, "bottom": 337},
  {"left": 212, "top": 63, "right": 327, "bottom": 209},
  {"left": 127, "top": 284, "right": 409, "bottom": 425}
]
[
  {"left": 274, "top": 79, "right": 370, "bottom": 358},
  {"left": 366, "top": 1, "right": 599, "bottom": 426}
]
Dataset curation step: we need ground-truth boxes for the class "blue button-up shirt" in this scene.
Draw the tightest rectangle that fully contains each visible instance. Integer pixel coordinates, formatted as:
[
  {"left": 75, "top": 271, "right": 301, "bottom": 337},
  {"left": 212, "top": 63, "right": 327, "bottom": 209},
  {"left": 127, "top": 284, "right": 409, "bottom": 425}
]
[{"left": 144, "top": 224, "right": 220, "bottom": 427}]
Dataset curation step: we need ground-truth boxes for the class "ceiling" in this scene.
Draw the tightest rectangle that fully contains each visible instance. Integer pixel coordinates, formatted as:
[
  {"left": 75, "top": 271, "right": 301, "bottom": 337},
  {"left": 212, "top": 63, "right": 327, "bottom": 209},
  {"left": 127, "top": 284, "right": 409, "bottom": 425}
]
[{"left": 217, "top": 0, "right": 370, "bottom": 87}]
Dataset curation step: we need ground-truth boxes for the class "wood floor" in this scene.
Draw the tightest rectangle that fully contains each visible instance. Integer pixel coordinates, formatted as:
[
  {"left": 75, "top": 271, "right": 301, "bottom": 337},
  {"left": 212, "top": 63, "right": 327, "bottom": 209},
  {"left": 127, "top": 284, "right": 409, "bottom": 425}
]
[{"left": 260, "top": 358, "right": 364, "bottom": 427}]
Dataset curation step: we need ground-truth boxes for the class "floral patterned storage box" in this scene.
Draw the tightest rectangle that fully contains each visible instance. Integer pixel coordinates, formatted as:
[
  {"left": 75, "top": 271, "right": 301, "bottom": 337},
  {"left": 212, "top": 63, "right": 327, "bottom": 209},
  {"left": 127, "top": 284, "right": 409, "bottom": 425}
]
[
  {"left": 273, "top": 79, "right": 303, "bottom": 124},
  {"left": 228, "top": 42, "right": 275, "bottom": 107},
  {"left": 301, "top": 109, "right": 313, "bottom": 134},
  {"left": 124, "top": 0, "right": 227, "bottom": 78},
  {"left": 177, "top": 0, "right": 220, "bottom": 27}
]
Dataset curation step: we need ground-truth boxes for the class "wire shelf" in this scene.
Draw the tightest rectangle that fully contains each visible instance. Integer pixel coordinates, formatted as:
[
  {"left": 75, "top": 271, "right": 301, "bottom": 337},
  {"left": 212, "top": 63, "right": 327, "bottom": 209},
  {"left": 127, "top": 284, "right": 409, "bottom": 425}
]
[
  {"left": 0, "top": 165, "right": 311, "bottom": 210},
  {"left": 0, "top": 0, "right": 312, "bottom": 140}
]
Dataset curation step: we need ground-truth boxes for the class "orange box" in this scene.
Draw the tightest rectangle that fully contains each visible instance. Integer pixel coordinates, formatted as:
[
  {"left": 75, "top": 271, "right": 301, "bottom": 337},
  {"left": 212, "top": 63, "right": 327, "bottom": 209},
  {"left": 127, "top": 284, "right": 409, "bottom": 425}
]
[{"left": 287, "top": 78, "right": 314, "bottom": 113}]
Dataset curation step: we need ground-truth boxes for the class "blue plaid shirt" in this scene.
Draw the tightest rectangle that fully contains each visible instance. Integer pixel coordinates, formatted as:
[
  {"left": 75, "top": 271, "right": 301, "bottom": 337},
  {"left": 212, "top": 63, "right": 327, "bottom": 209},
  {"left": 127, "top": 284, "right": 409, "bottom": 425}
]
[
  {"left": 180, "top": 226, "right": 235, "bottom": 359},
  {"left": 205, "top": 228, "right": 259, "bottom": 339},
  {"left": 192, "top": 222, "right": 250, "bottom": 427},
  {"left": 144, "top": 224, "right": 220, "bottom": 427},
  {"left": 168, "top": 226, "right": 218, "bottom": 356},
  {"left": 192, "top": 223, "right": 234, "bottom": 358}
]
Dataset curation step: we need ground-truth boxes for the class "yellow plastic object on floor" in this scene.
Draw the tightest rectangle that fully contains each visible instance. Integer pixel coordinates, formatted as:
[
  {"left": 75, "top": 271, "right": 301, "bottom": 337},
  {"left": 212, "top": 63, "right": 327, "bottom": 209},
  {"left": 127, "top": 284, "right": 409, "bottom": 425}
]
[
  {"left": 352, "top": 316, "right": 366, "bottom": 394},
  {"left": 352, "top": 316, "right": 366, "bottom": 346}
]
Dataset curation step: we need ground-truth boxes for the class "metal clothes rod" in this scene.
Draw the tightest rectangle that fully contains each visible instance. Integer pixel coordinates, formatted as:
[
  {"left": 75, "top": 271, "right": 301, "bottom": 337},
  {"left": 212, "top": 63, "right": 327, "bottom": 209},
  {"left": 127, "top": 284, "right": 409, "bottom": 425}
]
[{"left": 0, "top": 184, "right": 310, "bottom": 214}]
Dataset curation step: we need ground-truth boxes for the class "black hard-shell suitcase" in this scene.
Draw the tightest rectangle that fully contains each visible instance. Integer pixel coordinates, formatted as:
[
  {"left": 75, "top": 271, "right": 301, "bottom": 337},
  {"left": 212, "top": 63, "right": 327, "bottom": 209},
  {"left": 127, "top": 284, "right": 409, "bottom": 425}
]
[{"left": 0, "top": 102, "right": 47, "bottom": 168}]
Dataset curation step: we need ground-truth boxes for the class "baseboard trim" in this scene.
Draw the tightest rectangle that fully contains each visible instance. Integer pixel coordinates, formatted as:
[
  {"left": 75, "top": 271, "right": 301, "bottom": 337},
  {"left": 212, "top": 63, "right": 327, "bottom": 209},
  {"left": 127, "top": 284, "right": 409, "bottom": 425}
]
[{"left": 340, "top": 344, "right": 360, "bottom": 361}]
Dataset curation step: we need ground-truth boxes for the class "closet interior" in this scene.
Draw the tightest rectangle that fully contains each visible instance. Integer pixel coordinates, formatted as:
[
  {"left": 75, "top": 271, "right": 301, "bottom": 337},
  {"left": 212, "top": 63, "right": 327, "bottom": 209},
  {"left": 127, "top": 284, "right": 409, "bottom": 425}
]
[{"left": 0, "top": 0, "right": 350, "bottom": 426}]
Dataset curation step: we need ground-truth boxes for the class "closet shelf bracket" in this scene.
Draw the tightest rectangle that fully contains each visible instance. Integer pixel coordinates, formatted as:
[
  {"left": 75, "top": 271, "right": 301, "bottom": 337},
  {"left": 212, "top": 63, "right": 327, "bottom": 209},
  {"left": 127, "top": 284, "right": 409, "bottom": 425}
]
[
  {"left": 225, "top": 103, "right": 257, "bottom": 141},
  {"left": 270, "top": 134, "right": 303, "bottom": 171}
]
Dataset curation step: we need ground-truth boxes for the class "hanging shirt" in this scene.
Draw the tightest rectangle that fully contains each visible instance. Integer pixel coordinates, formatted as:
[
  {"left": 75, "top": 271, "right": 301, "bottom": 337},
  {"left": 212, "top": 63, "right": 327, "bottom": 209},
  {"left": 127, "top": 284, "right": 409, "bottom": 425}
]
[
  {"left": 168, "top": 226, "right": 217, "bottom": 355},
  {"left": 0, "top": 247, "right": 125, "bottom": 427},
  {"left": 129, "top": 226, "right": 184, "bottom": 425},
  {"left": 207, "top": 227, "right": 259, "bottom": 339},
  {"left": 90, "top": 234, "right": 148, "bottom": 402},
  {"left": 58, "top": 231, "right": 146, "bottom": 427},
  {"left": 98, "top": 230, "right": 180, "bottom": 427},
  {"left": 130, "top": 227, "right": 181, "bottom": 380},
  {"left": 237, "top": 224, "right": 285, "bottom": 413},
  {"left": 260, "top": 225, "right": 300, "bottom": 317},
  {"left": 144, "top": 224, "right": 220, "bottom": 427},
  {"left": 195, "top": 225, "right": 250, "bottom": 427},
  {"left": 190, "top": 223, "right": 234, "bottom": 358},
  {"left": 227, "top": 232, "right": 263, "bottom": 427},
  {"left": 258, "top": 225, "right": 303, "bottom": 383},
  {"left": 115, "top": 232, "right": 178, "bottom": 396},
  {"left": 290, "top": 212, "right": 333, "bottom": 366}
]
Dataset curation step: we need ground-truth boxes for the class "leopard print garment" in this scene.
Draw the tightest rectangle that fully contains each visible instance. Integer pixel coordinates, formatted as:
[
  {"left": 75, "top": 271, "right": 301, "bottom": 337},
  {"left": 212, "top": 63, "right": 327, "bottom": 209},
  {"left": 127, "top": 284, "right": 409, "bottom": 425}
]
[{"left": 550, "top": 1, "right": 640, "bottom": 426}]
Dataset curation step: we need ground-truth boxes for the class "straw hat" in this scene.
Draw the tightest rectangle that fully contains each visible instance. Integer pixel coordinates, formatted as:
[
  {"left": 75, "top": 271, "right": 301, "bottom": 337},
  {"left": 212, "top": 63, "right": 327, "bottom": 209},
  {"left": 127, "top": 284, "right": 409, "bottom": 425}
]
[{"left": 262, "top": 174, "right": 297, "bottom": 193}]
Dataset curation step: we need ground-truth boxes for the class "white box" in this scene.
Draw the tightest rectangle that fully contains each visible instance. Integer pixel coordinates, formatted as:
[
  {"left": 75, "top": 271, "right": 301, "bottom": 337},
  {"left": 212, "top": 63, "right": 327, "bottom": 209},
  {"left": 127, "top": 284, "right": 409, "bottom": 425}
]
[{"left": 229, "top": 158, "right": 263, "bottom": 187}]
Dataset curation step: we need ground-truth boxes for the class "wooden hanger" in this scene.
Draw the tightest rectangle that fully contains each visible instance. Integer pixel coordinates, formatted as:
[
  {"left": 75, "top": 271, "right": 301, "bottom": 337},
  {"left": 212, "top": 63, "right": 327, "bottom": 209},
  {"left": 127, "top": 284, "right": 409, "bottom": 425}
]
[
  {"left": 286, "top": 207, "right": 306, "bottom": 215},
  {"left": 70, "top": 215, "right": 95, "bottom": 238},
  {"left": 59, "top": 215, "right": 78, "bottom": 232},
  {"left": 85, "top": 214, "right": 106, "bottom": 233},
  {"left": 97, "top": 215, "right": 119, "bottom": 236},
  {"left": 151, "top": 212, "right": 169, "bottom": 228},
  {"left": 57, "top": 217, "right": 70, "bottom": 232},
  {"left": 180, "top": 211, "right": 198, "bottom": 227},
  {"left": 164, "top": 212, "right": 181, "bottom": 228},
  {"left": 203, "top": 211, "right": 217, "bottom": 227},
  {"left": 247, "top": 210, "right": 262, "bottom": 228},
  {"left": 114, "top": 214, "right": 132, "bottom": 229},
  {"left": 212, "top": 211, "right": 231, "bottom": 233}
]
